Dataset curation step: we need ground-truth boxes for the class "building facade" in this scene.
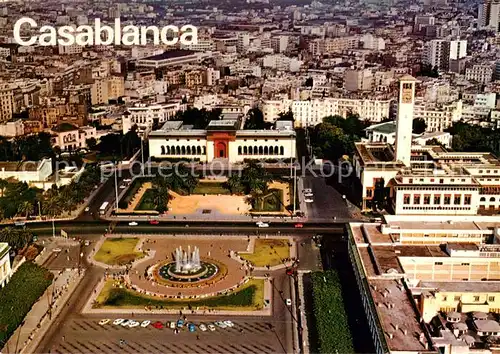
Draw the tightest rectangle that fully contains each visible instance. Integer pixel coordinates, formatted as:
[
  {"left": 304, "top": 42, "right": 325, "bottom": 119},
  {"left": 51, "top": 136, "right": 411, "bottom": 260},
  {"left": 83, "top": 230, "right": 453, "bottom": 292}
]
[{"left": 0, "top": 243, "right": 11, "bottom": 288}]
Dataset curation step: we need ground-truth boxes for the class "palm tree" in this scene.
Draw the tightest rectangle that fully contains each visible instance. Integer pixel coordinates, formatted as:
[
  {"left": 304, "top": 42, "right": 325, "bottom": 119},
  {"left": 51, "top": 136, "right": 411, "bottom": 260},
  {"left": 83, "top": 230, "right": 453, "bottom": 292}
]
[
  {"left": 152, "top": 177, "right": 170, "bottom": 213},
  {"left": 18, "top": 201, "right": 33, "bottom": 218},
  {"left": 0, "top": 179, "right": 8, "bottom": 197},
  {"left": 226, "top": 175, "right": 243, "bottom": 195}
]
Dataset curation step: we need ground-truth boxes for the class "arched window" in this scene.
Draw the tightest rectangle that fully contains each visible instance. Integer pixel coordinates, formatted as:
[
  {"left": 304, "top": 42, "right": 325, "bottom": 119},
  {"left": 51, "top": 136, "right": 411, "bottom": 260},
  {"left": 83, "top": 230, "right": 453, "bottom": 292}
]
[
  {"left": 490, "top": 197, "right": 496, "bottom": 202},
  {"left": 192, "top": 146, "right": 196, "bottom": 155},
  {"left": 253, "top": 146, "right": 258, "bottom": 155},
  {"left": 161, "top": 146, "right": 165, "bottom": 155},
  {"left": 171, "top": 145, "right": 176, "bottom": 155},
  {"left": 181, "top": 146, "right": 186, "bottom": 155},
  {"left": 259, "top": 146, "right": 263, "bottom": 155},
  {"left": 244, "top": 146, "right": 248, "bottom": 154},
  {"left": 197, "top": 146, "right": 201, "bottom": 155},
  {"left": 176, "top": 146, "right": 181, "bottom": 155},
  {"left": 238, "top": 146, "right": 242, "bottom": 155},
  {"left": 275, "top": 146, "right": 279, "bottom": 155},
  {"left": 264, "top": 146, "right": 268, "bottom": 155},
  {"left": 202, "top": 146, "right": 206, "bottom": 155},
  {"left": 280, "top": 146, "right": 284, "bottom": 155},
  {"left": 269, "top": 146, "right": 274, "bottom": 155},
  {"left": 186, "top": 146, "right": 191, "bottom": 155},
  {"left": 480, "top": 197, "right": 486, "bottom": 202}
]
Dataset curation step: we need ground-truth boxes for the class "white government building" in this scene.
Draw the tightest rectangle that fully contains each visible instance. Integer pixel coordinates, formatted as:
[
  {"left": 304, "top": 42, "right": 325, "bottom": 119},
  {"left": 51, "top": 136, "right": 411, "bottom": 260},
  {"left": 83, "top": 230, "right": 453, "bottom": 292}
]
[
  {"left": 354, "top": 75, "right": 500, "bottom": 215},
  {"left": 148, "top": 120, "right": 296, "bottom": 163}
]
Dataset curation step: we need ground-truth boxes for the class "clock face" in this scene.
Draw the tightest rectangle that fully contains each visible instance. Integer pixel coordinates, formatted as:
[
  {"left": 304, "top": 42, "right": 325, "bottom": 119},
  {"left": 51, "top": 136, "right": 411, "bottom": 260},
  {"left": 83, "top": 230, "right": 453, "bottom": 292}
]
[{"left": 401, "top": 89, "right": 413, "bottom": 103}]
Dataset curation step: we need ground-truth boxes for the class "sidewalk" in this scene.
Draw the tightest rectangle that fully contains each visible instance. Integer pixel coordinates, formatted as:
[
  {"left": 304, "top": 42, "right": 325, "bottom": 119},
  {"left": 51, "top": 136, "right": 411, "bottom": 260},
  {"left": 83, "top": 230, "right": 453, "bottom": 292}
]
[{"left": 1, "top": 269, "right": 85, "bottom": 354}]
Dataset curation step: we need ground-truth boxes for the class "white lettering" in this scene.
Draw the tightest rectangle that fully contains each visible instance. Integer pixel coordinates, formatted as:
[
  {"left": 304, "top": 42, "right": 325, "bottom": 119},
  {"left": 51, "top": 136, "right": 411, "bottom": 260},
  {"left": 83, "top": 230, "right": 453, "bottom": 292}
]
[
  {"left": 57, "top": 26, "right": 75, "bottom": 46},
  {"left": 95, "top": 18, "right": 113, "bottom": 46},
  {"left": 38, "top": 25, "right": 57, "bottom": 46},
  {"left": 122, "top": 25, "right": 140, "bottom": 46},
  {"left": 13, "top": 17, "right": 38, "bottom": 46},
  {"left": 180, "top": 25, "right": 198, "bottom": 45},
  {"left": 141, "top": 26, "right": 159, "bottom": 45},
  {"left": 75, "top": 25, "right": 94, "bottom": 46},
  {"left": 160, "top": 25, "right": 179, "bottom": 45}
]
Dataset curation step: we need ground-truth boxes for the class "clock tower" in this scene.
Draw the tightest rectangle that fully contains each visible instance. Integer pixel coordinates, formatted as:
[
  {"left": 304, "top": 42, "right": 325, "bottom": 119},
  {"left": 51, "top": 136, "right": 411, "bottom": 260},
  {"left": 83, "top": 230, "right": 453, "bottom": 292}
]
[{"left": 394, "top": 75, "right": 416, "bottom": 167}]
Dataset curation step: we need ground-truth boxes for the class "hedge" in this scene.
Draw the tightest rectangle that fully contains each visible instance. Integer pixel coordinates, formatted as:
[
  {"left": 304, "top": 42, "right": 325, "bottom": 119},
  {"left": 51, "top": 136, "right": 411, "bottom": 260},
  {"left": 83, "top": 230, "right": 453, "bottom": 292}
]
[
  {"left": 0, "top": 262, "right": 53, "bottom": 347},
  {"left": 311, "top": 270, "right": 354, "bottom": 353}
]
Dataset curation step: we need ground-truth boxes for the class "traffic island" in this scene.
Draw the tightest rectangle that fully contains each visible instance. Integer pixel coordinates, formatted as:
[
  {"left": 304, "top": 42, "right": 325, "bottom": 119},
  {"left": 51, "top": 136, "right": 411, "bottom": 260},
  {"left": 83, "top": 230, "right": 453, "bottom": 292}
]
[{"left": 93, "top": 237, "right": 146, "bottom": 267}]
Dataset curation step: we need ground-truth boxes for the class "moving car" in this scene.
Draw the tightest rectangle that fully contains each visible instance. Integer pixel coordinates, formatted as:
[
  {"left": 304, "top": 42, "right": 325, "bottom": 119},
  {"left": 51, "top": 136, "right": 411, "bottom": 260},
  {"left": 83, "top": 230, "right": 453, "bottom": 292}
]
[
  {"left": 150, "top": 220, "right": 159, "bottom": 225},
  {"left": 304, "top": 193, "right": 314, "bottom": 198},
  {"left": 84, "top": 207, "right": 90, "bottom": 212},
  {"left": 140, "top": 320, "right": 151, "bottom": 328},
  {"left": 294, "top": 223, "right": 303, "bottom": 228},
  {"left": 303, "top": 188, "right": 312, "bottom": 193},
  {"left": 199, "top": 324, "right": 207, "bottom": 331},
  {"left": 304, "top": 199, "right": 314, "bottom": 203},
  {"left": 99, "top": 319, "right": 110, "bottom": 326},
  {"left": 113, "top": 319, "right": 125, "bottom": 325},
  {"left": 128, "top": 222, "right": 138, "bottom": 226},
  {"left": 188, "top": 323, "right": 196, "bottom": 332},
  {"left": 256, "top": 221, "right": 269, "bottom": 228},
  {"left": 208, "top": 324, "right": 216, "bottom": 331},
  {"left": 286, "top": 298, "right": 292, "bottom": 306},
  {"left": 152, "top": 321, "right": 163, "bottom": 329}
]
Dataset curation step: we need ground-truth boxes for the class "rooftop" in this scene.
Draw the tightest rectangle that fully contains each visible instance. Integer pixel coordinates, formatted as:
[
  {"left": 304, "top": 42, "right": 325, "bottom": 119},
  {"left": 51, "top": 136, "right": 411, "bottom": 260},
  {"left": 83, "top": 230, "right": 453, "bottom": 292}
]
[{"left": 140, "top": 50, "right": 196, "bottom": 62}]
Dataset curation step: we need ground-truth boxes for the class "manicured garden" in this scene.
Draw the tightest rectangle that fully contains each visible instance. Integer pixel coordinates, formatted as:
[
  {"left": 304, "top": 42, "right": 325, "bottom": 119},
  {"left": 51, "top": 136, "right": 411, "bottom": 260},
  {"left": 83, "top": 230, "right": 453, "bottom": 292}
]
[
  {"left": 192, "top": 182, "right": 231, "bottom": 195},
  {"left": 252, "top": 189, "right": 284, "bottom": 212},
  {"left": 0, "top": 262, "right": 53, "bottom": 347},
  {"left": 240, "top": 239, "right": 290, "bottom": 267},
  {"left": 93, "top": 238, "right": 145, "bottom": 265},
  {"left": 94, "top": 279, "right": 264, "bottom": 310},
  {"left": 135, "top": 189, "right": 157, "bottom": 211},
  {"left": 311, "top": 270, "right": 354, "bottom": 353}
]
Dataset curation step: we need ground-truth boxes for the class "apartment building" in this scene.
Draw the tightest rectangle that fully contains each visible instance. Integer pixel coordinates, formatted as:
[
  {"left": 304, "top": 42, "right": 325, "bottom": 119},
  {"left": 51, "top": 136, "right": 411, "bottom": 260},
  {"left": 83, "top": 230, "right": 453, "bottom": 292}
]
[
  {"left": 122, "top": 101, "right": 185, "bottom": 135},
  {"left": 261, "top": 97, "right": 391, "bottom": 127},
  {"left": 414, "top": 99, "right": 462, "bottom": 132},
  {"left": 0, "top": 243, "right": 11, "bottom": 288},
  {"left": 465, "top": 64, "right": 494, "bottom": 84},
  {"left": 90, "top": 76, "right": 125, "bottom": 105},
  {"left": 424, "top": 39, "right": 467, "bottom": 71},
  {"left": 308, "top": 36, "right": 360, "bottom": 55}
]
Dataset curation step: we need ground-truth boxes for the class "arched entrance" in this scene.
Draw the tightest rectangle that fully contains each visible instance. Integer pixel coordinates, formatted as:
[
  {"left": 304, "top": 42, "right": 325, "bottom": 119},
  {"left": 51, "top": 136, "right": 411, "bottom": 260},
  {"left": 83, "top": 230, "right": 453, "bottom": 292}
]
[{"left": 216, "top": 142, "right": 227, "bottom": 158}]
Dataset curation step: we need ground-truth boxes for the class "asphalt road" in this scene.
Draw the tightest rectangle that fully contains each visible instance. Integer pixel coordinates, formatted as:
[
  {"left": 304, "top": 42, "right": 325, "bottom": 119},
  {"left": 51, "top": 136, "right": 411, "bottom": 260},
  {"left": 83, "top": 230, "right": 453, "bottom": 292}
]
[{"left": 302, "top": 176, "right": 351, "bottom": 221}]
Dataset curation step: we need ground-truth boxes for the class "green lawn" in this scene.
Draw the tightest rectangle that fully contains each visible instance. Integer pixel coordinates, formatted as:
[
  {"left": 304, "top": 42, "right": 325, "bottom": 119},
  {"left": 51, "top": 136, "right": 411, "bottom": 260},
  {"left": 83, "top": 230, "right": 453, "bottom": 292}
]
[
  {"left": 94, "top": 238, "right": 144, "bottom": 265},
  {"left": 135, "top": 189, "right": 156, "bottom": 211},
  {"left": 0, "top": 262, "right": 53, "bottom": 347},
  {"left": 95, "top": 279, "right": 265, "bottom": 311},
  {"left": 311, "top": 271, "right": 354, "bottom": 353},
  {"left": 253, "top": 189, "right": 283, "bottom": 212},
  {"left": 240, "top": 239, "right": 290, "bottom": 267},
  {"left": 192, "top": 182, "right": 231, "bottom": 195}
]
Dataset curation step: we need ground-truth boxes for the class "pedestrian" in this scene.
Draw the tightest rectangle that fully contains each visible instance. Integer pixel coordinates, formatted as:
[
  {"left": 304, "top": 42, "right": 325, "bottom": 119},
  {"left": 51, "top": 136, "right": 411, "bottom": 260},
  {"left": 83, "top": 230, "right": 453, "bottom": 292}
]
[{"left": 62, "top": 336, "right": 65, "bottom": 341}]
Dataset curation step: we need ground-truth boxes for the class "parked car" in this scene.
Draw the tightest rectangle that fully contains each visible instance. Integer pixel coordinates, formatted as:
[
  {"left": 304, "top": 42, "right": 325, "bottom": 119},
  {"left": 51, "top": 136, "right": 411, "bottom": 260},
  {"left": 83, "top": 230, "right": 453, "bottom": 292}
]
[
  {"left": 199, "top": 324, "right": 207, "bottom": 331},
  {"left": 188, "top": 323, "right": 196, "bottom": 332},
  {"left": 128, "top": 321, "right": 140, "bottom": 328},
  {"left": 121, "top": 320, "right": 131, "bottom": 327},
  {"left": 304, "top": 199, "right": 314, "bottom": 203},
  {"left": 177, "top": 319, "right": 184, "bottom": 328},
  {"left": 140, "top": 320, "right": 151, "bottom": 328},
  {"left": 294, "top": 223, "right": 303, "bottom": 228},
  {"left": 304, "top": 193, "right": 314, "bottom": 198},
  {"left": 208, "top": 324, "right": 216, "bottom": 331},
  {"left": 256, "top": 221, "right": 269, "bottom": 228},
  {"left": 84, "top": 207, "right": 90, "bottom": 212},
  {"left": 169, "top": 321, "right": 176, "bottom": 329},
  {"left": 152, "top": 321, "right": 163, "bottom": 329},
  {"left": 99, "top": 319, "right": 110, "bottom": 326},
  {"left": 223, "top": 320, "right": 234, "bottom": 327},
  {"left": 303, "top": 188, "right": 312, "bottom": 193},
  {"left": 150, "top": 220, "right": 159, "bottom": 225},
  {"left": 113, "top": 319, "right": 125, "bottom": 325},
  {"left": 215, "top": 321, "right": 227, "bottom": 329},
  {"left": 128, "top": 222, "right": 138, "bottom": 226}
]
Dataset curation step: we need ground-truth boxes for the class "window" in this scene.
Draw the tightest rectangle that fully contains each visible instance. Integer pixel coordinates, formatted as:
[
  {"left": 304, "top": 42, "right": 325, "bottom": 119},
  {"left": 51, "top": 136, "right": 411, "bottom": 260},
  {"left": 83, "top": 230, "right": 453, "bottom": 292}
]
[
  {"left": 367, "top": 189, "right": 373, "bottom": 198},
  {"left": 442, "top": 296, "right": 447, "bottom": 301},
  {"left": 435, "top": 262, "right": 443, "bottom": 265},
  {"left": 434, "top": 195, "right": 441, "bottom": 204},
  {"left": 454, "top": 296, "right": 461, "bottom": 301},
  {"left": 464, "top": 195, "right": 471, "bottom": 205},
  {"left": 440, "top": 179, "right": 444, "bottom": 184},
  {"left": 488, "top": 296, "right": 495, "bottom": 302},
  {"left": 424, "top": 195, "right": 431, "bottom": 205},
  {"left": 414, "top": 195, "right": 421, "bottom": 205},
  {"left": 474, "top": 296, "right": 480, "bottom": 302},
  {"left": 461, "top": 263, "right": 470, "bottom": 266},
  {"left": 444, "top": 195, "right": 451, "bottom": 205},
  {"left": 454, "top": 195, "right": 461, "bottom": 205},
  {"left": 404, "top": 194, "right": 410, "bottom": 204}
]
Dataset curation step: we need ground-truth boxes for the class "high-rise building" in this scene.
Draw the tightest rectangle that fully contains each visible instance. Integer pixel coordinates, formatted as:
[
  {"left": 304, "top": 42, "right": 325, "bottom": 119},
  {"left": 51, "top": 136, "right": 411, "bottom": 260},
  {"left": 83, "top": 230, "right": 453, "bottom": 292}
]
[
  {"left": 424, "top": 39, "right": 467, "bottom": 71},
  {"left": 478, "top": 0, "right": 500, "bottom": 31},
  {"left": 395, "top": 75, "right": 416, "bottom": 166}
]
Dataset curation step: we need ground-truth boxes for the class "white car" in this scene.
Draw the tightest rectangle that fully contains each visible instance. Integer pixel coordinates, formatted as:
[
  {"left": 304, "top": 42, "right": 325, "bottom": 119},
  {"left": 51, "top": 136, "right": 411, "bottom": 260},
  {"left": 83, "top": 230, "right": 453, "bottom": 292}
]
[
  {"left": 305, "top": 199, "right": 314, "bottom": 203},
  {"left": 121, "top": 320, "right": 131, "bottom": 327},
  {"left": 303, "top": 188, "right": 312, "bottom": 193},
  {"left": 128, "top": 321, "right": 140, "bottom": 328},
  {"left": 208, "top": 324, "right": 216, "bottom": 331},
  {"left": 199, "top": 324, "right": 207, "bottom": 331},
  {"left": 113, "top": 319, "right": 125, "bottom": 325},
  {"left": 223, "top": 320, "right": 234, "bottom": 327},
  {"left": 256, "top": 222, "right": 269, "bottom": 228},
  {"left": 304, "top": 193, "right": 314, "bottom": 198},
  {"left": 215, "top": 321, "right": 227, "bottom": 329},
  {"left": 99, "top": 319, "right": 110, "bottom": 326},
  {"left": 52, "top": 248, "right": 62, "bottom": 253},
  {"left": 128, "top": 222, "right": 138, "bottom": 226},
  {"left": 140, "top": 320, "right": 151, "bottom": 328},
  {"left": 286, "top": 298, "right": 292, "bottom": 306},
  {"left": 169, "top": 321, "right": 176, "bottom": 329},
  {"left": 84, "top": 207, "right": 90, "bottom": 212}
]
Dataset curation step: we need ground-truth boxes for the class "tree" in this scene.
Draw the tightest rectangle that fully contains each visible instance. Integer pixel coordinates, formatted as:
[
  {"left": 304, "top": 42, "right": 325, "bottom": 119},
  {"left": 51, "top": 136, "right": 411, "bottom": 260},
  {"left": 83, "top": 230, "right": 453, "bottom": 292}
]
[
  {"left": 244, "top": 108, "right": 266, "bottom": 129},
  {"left": 425, "top": 138, "right": 445, "bottom": 148},
  {"left": 241, "top": 161, "right": 272, "bottom": 194},
  {"left": 311, "top": 123, "right": 354, "bottom": 161},
  {"left": 277, "top": 110, "right": 294, "bottom": 122},
  {"left": 151, "top": 176, "right": 170, "bottom": 213},
  {"left": 17, "top": 201, "right": 33, "bottom": 218},
  {"left": 226, "top": 174, "right": 243, "bottom": 194},
  {"left": 412, "top": 118, "right": 427, "bottom": 134},
  {"left": 86, "top": 137, "right": 97, "bottom": 150}
]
